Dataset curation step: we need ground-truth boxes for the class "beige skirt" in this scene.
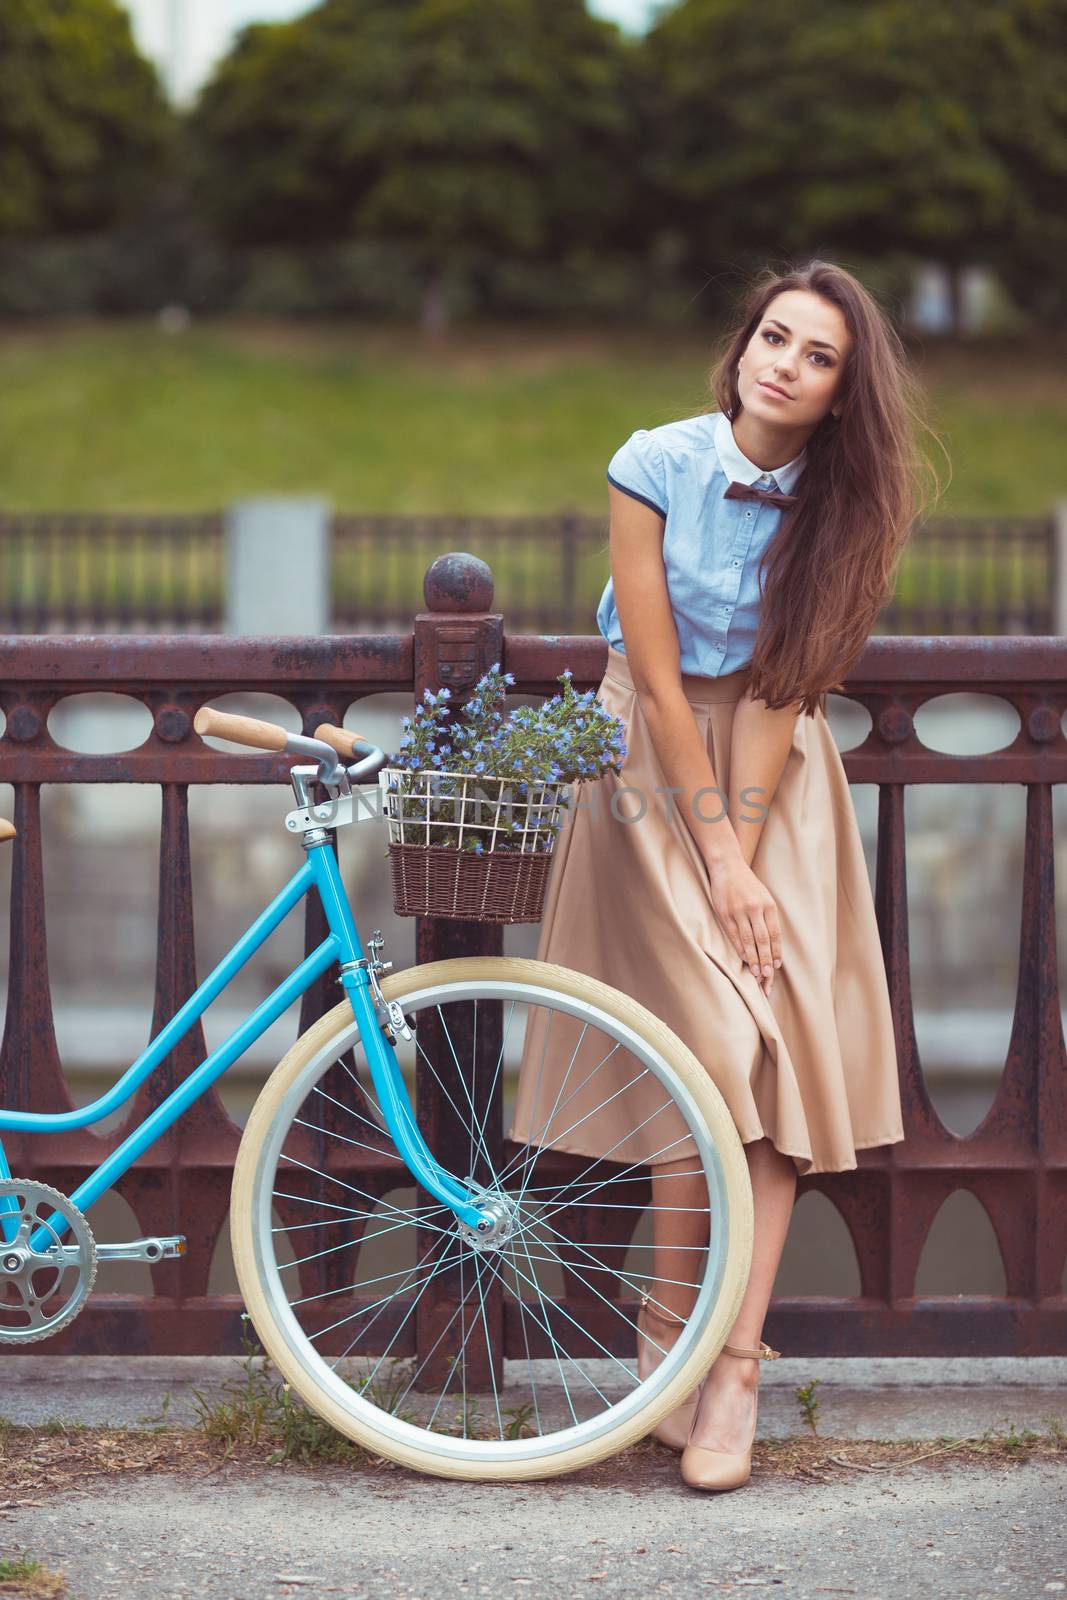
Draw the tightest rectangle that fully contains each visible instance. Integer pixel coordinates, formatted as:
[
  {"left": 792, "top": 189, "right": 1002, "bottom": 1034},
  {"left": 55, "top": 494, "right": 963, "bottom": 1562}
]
[{"left": 507, "top": 645, "right": 905, "bottom": 1177}]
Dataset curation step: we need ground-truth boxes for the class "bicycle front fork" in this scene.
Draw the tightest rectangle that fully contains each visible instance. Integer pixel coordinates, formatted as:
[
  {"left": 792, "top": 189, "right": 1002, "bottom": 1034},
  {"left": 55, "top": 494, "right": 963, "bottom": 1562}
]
[{"left": 336, "top": 945, "right": 495, "bottom": 1239}]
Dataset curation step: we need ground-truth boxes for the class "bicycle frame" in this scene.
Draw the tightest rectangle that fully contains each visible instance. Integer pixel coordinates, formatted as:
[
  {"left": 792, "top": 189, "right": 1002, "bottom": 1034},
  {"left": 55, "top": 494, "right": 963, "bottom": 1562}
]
[{"left": 0, "top": 835, "right": 488, "bottom": 1248}]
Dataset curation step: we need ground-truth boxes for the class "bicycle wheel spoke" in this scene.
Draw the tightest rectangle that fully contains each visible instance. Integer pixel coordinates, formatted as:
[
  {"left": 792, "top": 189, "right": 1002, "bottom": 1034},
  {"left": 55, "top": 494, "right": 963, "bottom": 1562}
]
[
  {"left": 280, "top": 1220, "right": 406, "bottom": 1270},
  {"left": 519, "top": 1169, "right": 709, "bottom": 1196},
  {"left": 431, "top": 1001, "right": 504, "bottom": 1194},
  {"left": 469, "top": 998, "right": 519, "bottom": 1179},
  {"left": 504, "top": 1226, "right": 658, "bottom": 1358},
  {"left": 472, "top": 1253, "right": 504, "bottom": 1437},
  {"left": 494, "top": 1239, "right": 612, "bottom": 1413},
  {"left": 308, "top": 1085, "right": 403, "bottom": 1152},
  {"left": 518, "top": 1200, "right": 713, "bottom": 1352},
  {"left": 353, "top": 1237, "right": 463, "bottom": 1390},
  {"left": 511, "top": 1254, "right": 545, "bottom": 1438},
  {"left": 293, "top": 1114, "right": 405, "bottom": 1165},
  {"left": 522, "top": 1125, "right": 699, "bottom": 1234},
  {"left": 473, "top": 998, "right": 524, "bottom": 1177},
  {"left": 273, "top": 1207, "right": 447, "bottom": 1238},
  {"left": 394, "top": 1264, "right": 491, "bottom": 1417},
  {"left": 492, "top": 1237, "right": 582, "bottom": 1424},
  {"left": 515, "top": 1227, "right": 707, "bottom": 1361},
  {"left": 313, "top": 1234, "right": 458, "bottom": 1348},
  {"left": 495, "top": 1020, "right": 602, "bottom": 1190},
  {"left": 511, "top": 1066, "right": 654, "bottom": 1208},
  {"left": 498, "top": 1036, "right": 628, "bottom": 1193},
  {"left": 498, "top": 1248, "right": 637, "bottom": 1388},
  {"left": 468, "top": 996, "right": 479, "bottom": 1183},
  {"left": 515, "top": 1241, "right": 703, "bottom": 1301},
  {"left": 275, "top": 1158, "right": 457, "bottom": 1237},
  {"left": 410, "top": 1020, "right": 498, "bottom": 1188},
  {"left": 459, "top": 1250, "right": 469, "bottom": 1438}
]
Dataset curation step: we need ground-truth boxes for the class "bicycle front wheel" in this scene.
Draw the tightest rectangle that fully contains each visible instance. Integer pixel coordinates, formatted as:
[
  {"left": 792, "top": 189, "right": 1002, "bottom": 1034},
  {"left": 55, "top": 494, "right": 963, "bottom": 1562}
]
[{"left": 230, "top": 956, "right": 752, "bottom": 1480}]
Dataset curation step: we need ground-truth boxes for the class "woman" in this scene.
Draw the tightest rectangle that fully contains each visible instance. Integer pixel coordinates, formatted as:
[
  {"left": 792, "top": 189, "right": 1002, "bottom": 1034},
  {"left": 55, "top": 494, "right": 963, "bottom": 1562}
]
[{"left": 509, "top": 258, "right": 939, "bottom": 1491}]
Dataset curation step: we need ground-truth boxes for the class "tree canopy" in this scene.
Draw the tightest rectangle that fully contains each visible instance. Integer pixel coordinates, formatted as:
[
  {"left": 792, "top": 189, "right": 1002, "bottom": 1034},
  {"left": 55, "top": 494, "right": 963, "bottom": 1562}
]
[
  {"left": 643, "top": 0, "right": 1067, "bottom": 320},
  {"left": 190, "top": 0, "right": 635, "bottom": 326},
  {"left": 0, "top": 0, "right": 173, "bottom": 239},
  {"left": 3, "top": 0, "right": 1063, "bottom": 323}
]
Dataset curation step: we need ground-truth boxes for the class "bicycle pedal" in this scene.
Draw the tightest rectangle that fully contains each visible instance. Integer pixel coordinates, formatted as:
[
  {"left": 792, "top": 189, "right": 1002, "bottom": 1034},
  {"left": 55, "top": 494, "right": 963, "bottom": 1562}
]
[{"left": 95, "top": 1236, "right": 187, "bottom": 1263}]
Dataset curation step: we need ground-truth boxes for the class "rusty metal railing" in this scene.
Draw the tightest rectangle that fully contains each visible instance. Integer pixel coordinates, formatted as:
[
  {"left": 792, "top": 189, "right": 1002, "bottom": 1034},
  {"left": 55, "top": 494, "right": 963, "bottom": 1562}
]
[
  {"left": 0, "top": 510, "right": 1057, "bottom": 637},
  {"left": 0, "top": 554, "right": 1064, "bottom": 1355}
]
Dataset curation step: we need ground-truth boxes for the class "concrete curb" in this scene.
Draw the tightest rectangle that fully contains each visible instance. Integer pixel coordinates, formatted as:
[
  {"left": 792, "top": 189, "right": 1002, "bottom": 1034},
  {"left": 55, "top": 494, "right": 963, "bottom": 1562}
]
[{"left": 2, "top": 1356, "right": 1064, "bottom": 1440}]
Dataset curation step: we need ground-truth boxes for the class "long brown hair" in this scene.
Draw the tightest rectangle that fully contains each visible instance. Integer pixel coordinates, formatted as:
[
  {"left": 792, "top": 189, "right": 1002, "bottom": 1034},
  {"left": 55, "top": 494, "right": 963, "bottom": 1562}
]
[{"left": 709, "top": 259, "right": 942, "bottom": 716}]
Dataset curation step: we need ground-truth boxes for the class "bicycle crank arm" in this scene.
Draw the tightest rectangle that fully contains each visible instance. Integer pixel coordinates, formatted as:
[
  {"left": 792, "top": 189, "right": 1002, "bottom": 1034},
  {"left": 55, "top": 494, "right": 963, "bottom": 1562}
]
[{"left": 51, "top": 1236, "right": 187, "bottom": 1265}]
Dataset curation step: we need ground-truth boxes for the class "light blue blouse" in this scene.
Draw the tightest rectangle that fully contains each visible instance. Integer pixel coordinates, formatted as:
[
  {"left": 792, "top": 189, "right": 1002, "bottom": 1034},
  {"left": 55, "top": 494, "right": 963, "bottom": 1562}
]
[{"left": 595, "top": 410, "right": 808, "bottom": 678}]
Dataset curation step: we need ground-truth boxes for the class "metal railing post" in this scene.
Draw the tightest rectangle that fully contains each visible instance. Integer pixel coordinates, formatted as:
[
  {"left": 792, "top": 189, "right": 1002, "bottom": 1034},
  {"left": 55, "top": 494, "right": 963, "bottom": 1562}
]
[{"left": 412, "top": 553, "right": 506, "bottom": 1390}]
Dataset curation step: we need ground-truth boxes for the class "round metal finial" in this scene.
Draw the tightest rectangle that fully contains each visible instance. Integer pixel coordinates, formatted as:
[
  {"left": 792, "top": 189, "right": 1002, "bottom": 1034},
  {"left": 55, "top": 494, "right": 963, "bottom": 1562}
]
[{"left": 423, "top": 553, "right": 494, "bottom": 613}]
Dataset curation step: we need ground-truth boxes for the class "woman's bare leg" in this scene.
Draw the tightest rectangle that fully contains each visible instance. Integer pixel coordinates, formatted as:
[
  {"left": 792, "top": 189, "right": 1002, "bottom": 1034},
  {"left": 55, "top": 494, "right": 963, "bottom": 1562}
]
[
  {"left": 648, "top": 1153, "right": 712, "bottom": 1322},
  {"left": 650, "top": 1136, "right": 797, "bottom": 1449}
]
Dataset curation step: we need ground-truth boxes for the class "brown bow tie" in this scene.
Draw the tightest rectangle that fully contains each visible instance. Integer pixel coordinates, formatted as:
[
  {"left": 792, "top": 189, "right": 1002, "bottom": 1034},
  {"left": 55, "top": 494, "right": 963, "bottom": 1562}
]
[{"left": 723, "top": 479, "right": 797, "bottom": 511}]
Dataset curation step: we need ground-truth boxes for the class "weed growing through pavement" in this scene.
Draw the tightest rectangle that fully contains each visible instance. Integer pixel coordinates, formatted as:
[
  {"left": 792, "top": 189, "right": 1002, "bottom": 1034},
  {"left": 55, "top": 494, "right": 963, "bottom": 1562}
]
[
  {"left": 190, "top": 1319, "right": 373, "bottom": 1464},
  {"left": 795, "top": 1377, "right": 822, "bottom": 1435},
  {"left": 189, "top": 1317, "right": 533, "bottom": 1460},
  {"left": 810, "top": 1415, "right": 1067, "bottom": 1474}
]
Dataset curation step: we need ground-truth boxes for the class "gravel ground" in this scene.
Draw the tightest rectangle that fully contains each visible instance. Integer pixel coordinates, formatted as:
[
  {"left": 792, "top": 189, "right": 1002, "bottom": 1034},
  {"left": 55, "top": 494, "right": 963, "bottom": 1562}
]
[{"left": 0, "top": 1450, "right": 1064, "bottom": 1600}]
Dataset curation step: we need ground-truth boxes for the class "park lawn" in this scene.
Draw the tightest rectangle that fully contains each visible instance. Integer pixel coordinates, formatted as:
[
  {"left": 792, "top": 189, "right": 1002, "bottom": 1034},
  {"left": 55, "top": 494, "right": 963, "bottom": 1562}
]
[{"left": 0, "top": 318, "right": 1064, "bottom": 517}]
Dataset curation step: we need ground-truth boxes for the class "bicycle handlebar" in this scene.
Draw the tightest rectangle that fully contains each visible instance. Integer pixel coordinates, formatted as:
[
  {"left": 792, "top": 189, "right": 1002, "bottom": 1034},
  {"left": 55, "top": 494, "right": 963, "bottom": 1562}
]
[
  {"left": 0, "top": 715, "right": 390, "bottom": 845},
  {"left": 192, "top": 708, "right": 387, "bottom": 787},
  {"left": 192, "top": 708, "right": 288, "bottom": 751},
  {"left": 313, "top": 723, "right": 368, "bottom": 759}
]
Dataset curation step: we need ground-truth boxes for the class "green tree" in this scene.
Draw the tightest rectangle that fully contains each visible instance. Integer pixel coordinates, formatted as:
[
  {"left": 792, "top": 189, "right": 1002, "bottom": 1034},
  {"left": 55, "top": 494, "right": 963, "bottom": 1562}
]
[
  {"left": 189, "top": 0, "right": 634, "bottom": 331},
  {"left": 645, "top": 0, "right": 1067, "bottom": 329},
  {"left": 0, "top": 0, "right": 173, "bottom": 239},
  {"left": 971, "top": 0, "right": 1067, "bottom": 323}
]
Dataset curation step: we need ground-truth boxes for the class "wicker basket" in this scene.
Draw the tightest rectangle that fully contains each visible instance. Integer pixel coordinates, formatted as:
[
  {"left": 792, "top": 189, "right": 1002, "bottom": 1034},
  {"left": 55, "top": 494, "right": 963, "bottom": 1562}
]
[{"left": 379, "top": 767, "right": 568, "bottom": 923}]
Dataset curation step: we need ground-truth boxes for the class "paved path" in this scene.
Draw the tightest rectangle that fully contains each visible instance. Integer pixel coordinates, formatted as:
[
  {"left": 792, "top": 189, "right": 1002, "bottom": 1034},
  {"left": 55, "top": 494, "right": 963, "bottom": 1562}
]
[{"left": 1, "top": 1453, "right": 1064, "bottom": 1599}]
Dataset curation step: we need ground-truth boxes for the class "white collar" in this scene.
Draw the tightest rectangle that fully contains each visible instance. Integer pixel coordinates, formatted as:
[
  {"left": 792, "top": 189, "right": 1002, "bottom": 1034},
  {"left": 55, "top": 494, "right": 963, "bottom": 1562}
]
[{"left": 713, "top": 410, "right": 807, "bottom": 494}]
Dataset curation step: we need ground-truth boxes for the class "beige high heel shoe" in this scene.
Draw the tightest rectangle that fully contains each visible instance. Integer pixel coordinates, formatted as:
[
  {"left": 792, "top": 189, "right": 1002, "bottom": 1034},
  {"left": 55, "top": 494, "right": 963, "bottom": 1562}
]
[
  {"left": 636, "top": 1294, "right": 703, "bottom": 1452},
  {"left": 680, "top": 1338, "right": 782, "bottom": 1492}
]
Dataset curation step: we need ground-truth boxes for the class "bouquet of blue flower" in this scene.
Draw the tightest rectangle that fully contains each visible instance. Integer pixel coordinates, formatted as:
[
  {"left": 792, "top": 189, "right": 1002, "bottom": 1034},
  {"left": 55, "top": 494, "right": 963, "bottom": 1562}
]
[{"left": 379, "top": 664, "right": 628, "bottom": 922}]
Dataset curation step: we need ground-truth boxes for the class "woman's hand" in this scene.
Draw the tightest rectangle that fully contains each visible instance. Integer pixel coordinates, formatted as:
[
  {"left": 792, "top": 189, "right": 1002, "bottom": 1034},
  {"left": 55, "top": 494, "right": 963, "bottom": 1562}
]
[{"left": 704, "top": 850, "right": 783, "bottom": 997}]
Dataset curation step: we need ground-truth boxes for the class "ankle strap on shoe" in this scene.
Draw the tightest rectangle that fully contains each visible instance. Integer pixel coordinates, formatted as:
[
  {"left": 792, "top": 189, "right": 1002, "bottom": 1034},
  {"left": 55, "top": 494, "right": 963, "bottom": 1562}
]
[
  {"left": 722, "top": 1339, "right": 781, "bottom": 1360},
  {"left": 638, "top": 1293, "right": 687, "bottom": 1330}
]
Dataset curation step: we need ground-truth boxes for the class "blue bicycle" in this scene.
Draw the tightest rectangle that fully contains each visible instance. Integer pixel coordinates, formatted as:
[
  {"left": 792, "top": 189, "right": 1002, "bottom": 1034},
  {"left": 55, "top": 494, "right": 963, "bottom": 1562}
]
[{"left": 0, "top": 709, "right": 751, "bottom": 1480}]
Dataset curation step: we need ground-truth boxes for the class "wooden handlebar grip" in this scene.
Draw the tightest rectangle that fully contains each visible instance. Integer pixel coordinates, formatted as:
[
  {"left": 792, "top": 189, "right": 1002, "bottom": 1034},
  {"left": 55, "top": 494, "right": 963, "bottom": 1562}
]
[
  {"left": 313, "top": 724, "right": 370, "bottom": 759},
  {"left": 193, "top": 707, "right": 288, "bottom": 751},
  {"left": 0, "top": 818, "right": 15, "bottom": 843}
]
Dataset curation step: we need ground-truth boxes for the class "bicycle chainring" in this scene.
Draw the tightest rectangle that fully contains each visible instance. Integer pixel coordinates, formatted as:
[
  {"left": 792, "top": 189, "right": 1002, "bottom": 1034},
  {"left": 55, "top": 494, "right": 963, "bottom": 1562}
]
[{"left": 0, "top": 1179, "right": 97, "bottom": 1345}]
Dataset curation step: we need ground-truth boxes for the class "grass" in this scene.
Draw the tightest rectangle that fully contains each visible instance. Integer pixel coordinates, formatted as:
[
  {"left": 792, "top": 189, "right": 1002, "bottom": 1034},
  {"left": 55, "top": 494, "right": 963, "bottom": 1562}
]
[
  {"left": 0, "top": 1553, "right": 67, "bottom": 1598},
  {"left": 182, "top": 1319, "right": 539, "bottom": 1463},
  {"left": 0, "top": 318, "right": 1064, "bottom": 515},
  {"left": 756, "top": 1414, "right": 1067, "bottom": 1481},
  {"left": 185, "top": 1321, "right": 376, "bottom": 1465}
]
